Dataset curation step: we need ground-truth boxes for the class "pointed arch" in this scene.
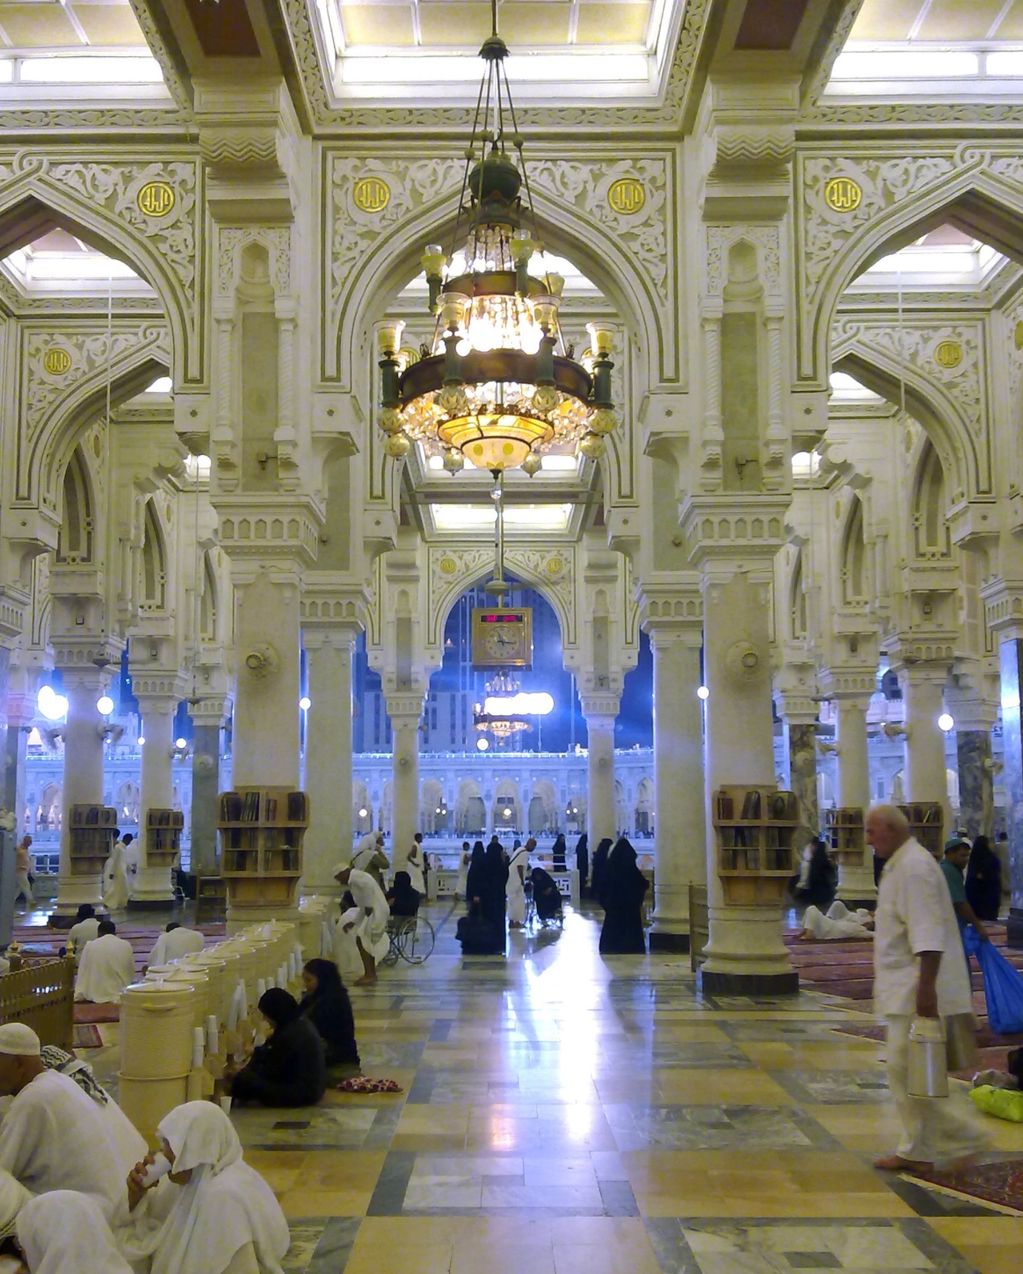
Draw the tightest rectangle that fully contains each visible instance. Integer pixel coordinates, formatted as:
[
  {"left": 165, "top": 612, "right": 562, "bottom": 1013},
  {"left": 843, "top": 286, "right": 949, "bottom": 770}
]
[
  {"left": 200, "top": 550, "right": 218, "bottom": 641},
  {"left": 913, "top": 438, "right": 952, "bottom": 560},
  {"left": 0, "top": 178, "right": 193, "bottom": 380},
  {"left": 803, "top": 173, "right": 1023, "bottom": 388},
  {"left": 789, "top": 547, "right": 807, "bottom": 640},
  {"left": 841, "top": 495, "right": 868, "bottom": 604},
  {"left": 140, "top": 499, "right": 168, "bottom": 611},
  {"left": 55, "top": 446, "right": 94, "bottom": 565}
]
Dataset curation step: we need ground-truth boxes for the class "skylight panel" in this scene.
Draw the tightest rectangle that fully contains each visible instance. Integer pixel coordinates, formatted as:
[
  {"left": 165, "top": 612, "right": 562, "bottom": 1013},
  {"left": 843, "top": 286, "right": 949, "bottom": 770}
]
[
  {"left": 430, "top": 503, "right": 572, "bottom": 531},
  {"left": 829, "top": 372, "right": 882, "bottom": 402}
]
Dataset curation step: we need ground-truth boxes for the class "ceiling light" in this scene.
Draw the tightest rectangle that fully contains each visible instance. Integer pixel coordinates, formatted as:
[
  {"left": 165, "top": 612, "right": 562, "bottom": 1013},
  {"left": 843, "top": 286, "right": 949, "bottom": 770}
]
[
  {"left": 299, "top": 696, "right": 312, "bottom": 711},
  {"left": 938, "top": 713, "right": 955, "bottom": 733},
  {"left": 96, "top": 695, "right": 114, "bottom": 716},
  {"left": 697, "top": 685, "right": 710, "bottom": 701},
  {"left": 375, "top": 19, "right": 617, "bottom": 474}
]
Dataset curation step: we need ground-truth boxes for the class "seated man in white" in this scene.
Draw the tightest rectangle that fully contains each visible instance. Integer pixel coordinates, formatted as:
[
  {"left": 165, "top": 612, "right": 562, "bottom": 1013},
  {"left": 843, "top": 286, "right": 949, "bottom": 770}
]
[
  {"left": 68, "top": 903, "right": 101, "bottom": 949},
  {"left": 75, "top": 920, "right": 136, "bottom": 1003},
  {"left": 0, "top": 1023, "right": 147, "bottom": 1226},
  {"left": 148, "top": 922, "right": 205, "bottom": 969},
  {"left": 799, "top": 899, "right": 875, "bottom": 941}
]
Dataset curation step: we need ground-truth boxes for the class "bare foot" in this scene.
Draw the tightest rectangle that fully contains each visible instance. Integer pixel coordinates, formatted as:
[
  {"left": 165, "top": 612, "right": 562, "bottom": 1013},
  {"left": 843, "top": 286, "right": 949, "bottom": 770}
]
[
  {"left": 796, "top": 930, "right": 813, "bottom": 941},
  {"left": 354, "top": 975, "right": 377, "bottom": 986},
  {"left": 874, "top": 1154, "right": 933, "bottom": 1173}
]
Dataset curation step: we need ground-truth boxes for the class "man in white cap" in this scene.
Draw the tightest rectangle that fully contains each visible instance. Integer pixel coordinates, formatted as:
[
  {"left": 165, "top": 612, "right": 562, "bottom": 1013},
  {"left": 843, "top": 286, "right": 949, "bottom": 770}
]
[
  {"left": 333, "top": 862, "right": 389, "bottom": 985},
  {"left": 0, "top": 1023, "right": 146, "bottom": 1223}
]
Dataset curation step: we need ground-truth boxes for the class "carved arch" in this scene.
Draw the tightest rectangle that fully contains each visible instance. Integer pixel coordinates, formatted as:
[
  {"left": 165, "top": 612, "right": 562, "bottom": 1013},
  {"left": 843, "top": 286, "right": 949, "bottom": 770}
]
[
  {"left": 911, "top": 437, "right": 953, "bottom": 561},
  {"left": 55, "top": 446, "right": 95, "bottom": 565},
  {"left": 804, "top": 172, "right": 1023, "bottom": 387},
  {"left": 140, "top": 498, "right": 168, "bottom": 611},
  {"left": 0, "top": 179, "right": 192, "bottom": 380},
  {"left": 840, "top": 494, "right": 868, "bottom": 604},
  {"left": 30, "top": 342, "right": 169, "bottom": 515},
  {"left": 831, "top": 347, "right": 973, "bottom": 501}
]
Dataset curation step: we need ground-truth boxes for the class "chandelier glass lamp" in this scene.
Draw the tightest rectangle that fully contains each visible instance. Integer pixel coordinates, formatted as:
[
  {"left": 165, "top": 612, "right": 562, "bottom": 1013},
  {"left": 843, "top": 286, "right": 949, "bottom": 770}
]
[{"left": 376, "top": 12, "right": 618, "bottom": 474}]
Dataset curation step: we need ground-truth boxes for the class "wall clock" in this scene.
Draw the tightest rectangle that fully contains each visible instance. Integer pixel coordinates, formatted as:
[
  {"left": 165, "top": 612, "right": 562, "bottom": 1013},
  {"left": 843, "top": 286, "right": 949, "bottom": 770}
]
[{"left": 471, "top": 607, "right": 532, "bottom": 668}]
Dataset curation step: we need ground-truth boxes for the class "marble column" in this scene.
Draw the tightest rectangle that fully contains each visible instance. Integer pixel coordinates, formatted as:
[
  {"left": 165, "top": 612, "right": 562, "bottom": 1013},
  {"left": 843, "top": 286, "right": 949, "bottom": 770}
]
[
  {"left": 779, "top": 705, "right": 819, "bottom": 845},
  {"left": 901, "top": 665, "right": 950, "bottom": 835},
  {"left": 999, "top": 638, "right": 1023, "bottom": 947},
  {"left": 386, "top": 695, "right": 423, "bottom": 872},
  {"left": 303, "top": 628, "right": 356, "bottom": 893},
  {"left": 699, "top": 568, "right": 797, "bottom": 995},
  {"left": 581, "top": 699, "right": 619, "bottom": 851},
  {"left": 52, "top": 667, "right": 109, "bottom": 922},
  {"left": 231, "top": 564, "right": 302, "bottom": 789},
  {"left": 647, "top": 629, "right": 705, "bottom": 952},
  {"left": 187, "top": 696, "right": 229, "bottom": 879},
  {"left": 950, "top": 698, "right": 997, "bottom": 842},
  {"left": 131, "top": 695, "right": 178, "bottom": 907},
  {"left": 833, "top": 693, "right": 876, "bottom": 905},
  {"left": 1, "top": 666, "right": 31, "bottom": 829}
]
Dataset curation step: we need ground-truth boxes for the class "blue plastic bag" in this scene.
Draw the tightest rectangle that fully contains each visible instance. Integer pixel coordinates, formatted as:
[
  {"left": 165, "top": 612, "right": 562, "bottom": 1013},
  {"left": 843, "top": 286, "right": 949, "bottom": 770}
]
[{"left": 964, "top": 926, "right": 1023, "bottom": 1035}]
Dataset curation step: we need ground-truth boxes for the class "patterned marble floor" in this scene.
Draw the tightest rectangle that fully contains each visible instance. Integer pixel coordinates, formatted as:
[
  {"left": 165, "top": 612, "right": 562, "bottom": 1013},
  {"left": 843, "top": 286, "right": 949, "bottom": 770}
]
[{"left": 88, "top": 901, "right": 1023, "bottom": 1273}]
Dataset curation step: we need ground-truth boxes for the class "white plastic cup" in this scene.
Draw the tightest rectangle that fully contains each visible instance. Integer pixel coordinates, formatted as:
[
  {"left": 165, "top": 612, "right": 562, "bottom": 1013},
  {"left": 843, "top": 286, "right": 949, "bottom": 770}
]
[
  {"left": 140, "top": 1153, "right": 172, "bottom": 1188},
  {"left": 191, "top": 1026, "right": 204, "bottom": 1069},
  {"left": 205, "top": 1015, "right": 219, "bottom": 1057}
]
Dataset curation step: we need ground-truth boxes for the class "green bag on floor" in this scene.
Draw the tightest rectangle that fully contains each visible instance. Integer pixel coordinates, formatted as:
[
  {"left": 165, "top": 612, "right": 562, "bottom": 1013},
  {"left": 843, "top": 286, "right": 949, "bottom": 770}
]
[{"left": 969, "top": 1084, "right": 1023, "bottom": 1122}]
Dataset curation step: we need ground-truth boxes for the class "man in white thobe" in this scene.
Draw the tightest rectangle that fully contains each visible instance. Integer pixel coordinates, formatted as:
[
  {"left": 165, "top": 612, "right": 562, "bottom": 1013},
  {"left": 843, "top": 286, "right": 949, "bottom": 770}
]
[
  {"left": 147, "top": 922, "right": 205, "bottom": 968},
  {"left": 68, "top": 903, "right": 101, "bottom": 950},
  {"left": 334, "top": 863, "right": 389, "bottom": 984},
  {"left": 867, "top": 804, "right": 987, "bottom": 1172},
  {"left": 0, "top": 1023, "right": 146, "bottom": 1225},
  {"left": 74, "top": 920, "right": 136, "bottom": 1003}
]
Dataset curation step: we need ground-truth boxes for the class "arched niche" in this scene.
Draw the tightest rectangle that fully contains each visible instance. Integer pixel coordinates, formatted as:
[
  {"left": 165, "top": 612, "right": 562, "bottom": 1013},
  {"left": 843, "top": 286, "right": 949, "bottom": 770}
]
[{"left": 55, "top": 446, "right": 95, "bottom": 566}]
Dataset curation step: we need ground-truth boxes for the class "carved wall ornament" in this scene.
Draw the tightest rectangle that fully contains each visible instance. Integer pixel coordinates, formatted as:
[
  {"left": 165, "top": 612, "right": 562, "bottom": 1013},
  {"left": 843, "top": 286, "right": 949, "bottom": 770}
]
[
  {"left": 705, "top": 225, "right": 781, "bottom": 298},
  {"left": 607, "top": 178, "right": 646, "bottom": 216},
  {"left": 136, "top": 180, "right": 176, "bottom": 218},
  {"left": 823, "top": 176, "right": 862, "bottom": 213},
  {"left": 42, "top": 346, "right": 74, "bottom": 377},
  {"left": 934, "top": 339, "right": 963, "bottom": 370},
  {"left": 353, "top": 175, "right": 391, "bottom": 213},
  {"left": 216, "top": 226, "right": 292, "bottom": 297}
]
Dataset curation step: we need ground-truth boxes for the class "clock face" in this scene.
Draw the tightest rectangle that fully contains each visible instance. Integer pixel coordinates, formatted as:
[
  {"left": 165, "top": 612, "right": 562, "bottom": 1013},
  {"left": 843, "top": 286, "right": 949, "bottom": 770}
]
[{"left": 471, "top": 608, "right": 532, "bottom": 668}]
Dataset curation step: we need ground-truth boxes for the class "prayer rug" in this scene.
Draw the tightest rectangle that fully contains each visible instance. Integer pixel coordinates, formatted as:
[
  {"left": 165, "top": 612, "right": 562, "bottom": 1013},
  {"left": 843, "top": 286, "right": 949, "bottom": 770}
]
[
  {"left": 912, "top": 1158, "right": 1023, "bottom": 1213},
  {"left": 73, "top": 1023, "right": 103, "bottom": 1048}
]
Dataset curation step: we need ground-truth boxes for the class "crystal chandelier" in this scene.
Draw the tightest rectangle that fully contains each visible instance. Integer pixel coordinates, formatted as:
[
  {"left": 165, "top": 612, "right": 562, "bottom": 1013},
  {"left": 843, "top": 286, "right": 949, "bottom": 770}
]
[
  {"left": 474, "top": 671, "right": 531, "bottom": 740},
  {"left": 375, "top": 9, "right": 618, "bottom": 474}
]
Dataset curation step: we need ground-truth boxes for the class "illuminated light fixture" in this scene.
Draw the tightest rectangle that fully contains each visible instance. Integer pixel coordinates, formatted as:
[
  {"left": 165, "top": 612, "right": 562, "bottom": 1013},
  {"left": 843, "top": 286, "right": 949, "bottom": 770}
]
[
  {"left": 483, "top": 691, "right": 554, "bottom": 716},
  {"left": 96, "top": 695, "right": 114, "bottom": 716},
  {"left": 375, "top": 10, "right": 617, "bottom": 473},
  {"left": 358, "top": 806, "right": 369, "bottom": 817},
  {"left": 37, "top": 685, "right": 69, "bottom": 722},
  {"left": 137, "top": 736, "right": 146, "bottom": 746},
  {"left": 476, "top": 737, "right": 490, "bottom": 751},
  {"left": 175, "top": 737, "right": 187, "bottom": 749},
  {"left": 697, "top": 685, "right": 710, "bottom": 701},
  {"left": 938, "top": 712, "right": 955, "bottom": 733},
  {"left": 502, "top": 807, "right": 512, "bottom": 817},
  {"left": 299, "top": 696, "right": 312, "bottom": 711}
]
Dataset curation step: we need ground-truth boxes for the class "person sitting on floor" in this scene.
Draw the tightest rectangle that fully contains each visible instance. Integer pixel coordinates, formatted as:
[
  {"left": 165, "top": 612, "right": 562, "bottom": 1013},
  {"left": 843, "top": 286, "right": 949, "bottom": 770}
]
[
  {"left": 387, "top": 870, "right": 421, "bottom": 918},
  {"left": 455, "top": 899, "right": 502, "bottom": 955},
  {"left": 67, "top": 904, "right": 100, "bottom": 951},
  {"left": 125, "top": 1101, "right": 290, "bottom": 1274},
  {"left": 790, "top": 838, "right": 838, "bottom": 907},
  {"left": 229, "top": 988, "right": 326, "bottom": 1108},
  {"left": 300, "top": 959, "right": 360, "bottom": 1069},
  {"left": 16, "top": 1190, "right": 134, "bottom": 1274},
  {"left": 0, "top": 1024, "right": 147, "bottom": 1227},
  {"left": 147, "top": 922, "right": 205, "bottom": 969},
  {"left": 799, "top": 899, "right": 875, "bottom": 941},
  {"left": 74, "top": 920, "right": 135, "bottom": 1004}
]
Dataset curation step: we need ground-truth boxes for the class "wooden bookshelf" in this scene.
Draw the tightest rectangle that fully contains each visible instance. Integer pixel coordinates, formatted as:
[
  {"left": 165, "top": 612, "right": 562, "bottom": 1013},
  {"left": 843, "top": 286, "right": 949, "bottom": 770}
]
[
  {"left": 145, "top": 808, "right": 184, "bottom": 867},
  {"left": 712, "top": 785, "right": 799, "bottom": 905},
  {"left": 68, "top": 804, "right": 117, "bottom": 877},
  {"left": 824, "top": 807, "right": 865, "bottom": 866},
  {"left": 898, "top": 802, "right": 944, "bottom": 858},
  {"left": 217, "top": 787, "right": 308, "bottom": 909}
]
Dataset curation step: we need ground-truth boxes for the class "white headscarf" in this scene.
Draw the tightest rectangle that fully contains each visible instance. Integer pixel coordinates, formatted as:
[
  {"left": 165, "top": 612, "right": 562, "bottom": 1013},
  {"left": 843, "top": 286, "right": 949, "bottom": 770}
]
[
  {"left": 16, "top": 1191, "right": 133, "bottom": 1274},
  {"left": 125, "top": 1102, "right": 289, "bottom": 1274},
  {"left": 0, "top": 1170, "right": 30, "bottom": 1241}
]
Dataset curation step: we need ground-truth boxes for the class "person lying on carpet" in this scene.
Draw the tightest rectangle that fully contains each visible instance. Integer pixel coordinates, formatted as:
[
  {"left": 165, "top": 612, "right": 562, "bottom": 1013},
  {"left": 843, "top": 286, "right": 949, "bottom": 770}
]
[{"left": 798, "top": 899, "right": 874, "bottom": 941}]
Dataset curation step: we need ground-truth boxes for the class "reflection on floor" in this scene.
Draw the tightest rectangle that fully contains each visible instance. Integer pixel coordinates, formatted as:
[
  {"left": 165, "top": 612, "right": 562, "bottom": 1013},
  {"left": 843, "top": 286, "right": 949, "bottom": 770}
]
[{"left": 84, "top": 901, "right": 1023, "bottom": 1273}]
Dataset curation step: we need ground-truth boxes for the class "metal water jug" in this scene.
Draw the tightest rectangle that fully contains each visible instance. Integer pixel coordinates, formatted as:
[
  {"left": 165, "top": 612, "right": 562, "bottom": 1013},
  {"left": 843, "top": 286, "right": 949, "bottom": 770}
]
[{"left": 907, "top": 1016, "right": 949, "bottom": 1098}]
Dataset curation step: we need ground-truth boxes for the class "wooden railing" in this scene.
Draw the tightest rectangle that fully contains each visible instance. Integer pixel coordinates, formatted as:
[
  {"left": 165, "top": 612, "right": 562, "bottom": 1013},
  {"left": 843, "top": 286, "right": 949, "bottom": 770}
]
[{"left": 0, "top": 958, "right": 74, "bottom": 1050}]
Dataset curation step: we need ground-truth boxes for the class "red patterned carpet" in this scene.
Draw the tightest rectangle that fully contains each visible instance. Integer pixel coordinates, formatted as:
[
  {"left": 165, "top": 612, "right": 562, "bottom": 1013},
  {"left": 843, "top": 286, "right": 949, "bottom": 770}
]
[
  {"left": 914, "top": 1158, "right": 1023, "bottom": 1213},
  {"left": 11, "top": 921, "right": 227, "bottom": 1026}
]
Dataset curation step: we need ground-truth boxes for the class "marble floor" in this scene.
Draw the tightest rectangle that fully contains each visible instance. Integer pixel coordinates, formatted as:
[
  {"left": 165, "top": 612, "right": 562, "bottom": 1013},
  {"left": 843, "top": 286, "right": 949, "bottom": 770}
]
[{"left": 87, "top": 902, "right": 1023, "bottom": 1273}]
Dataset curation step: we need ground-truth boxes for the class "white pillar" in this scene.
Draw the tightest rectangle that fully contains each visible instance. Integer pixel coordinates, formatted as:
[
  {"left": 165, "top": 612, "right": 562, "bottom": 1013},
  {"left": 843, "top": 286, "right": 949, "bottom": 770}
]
[
  {"left": 131, "top": 696, "right": 177, "bottom": 906},
  {"left": 52, "top": 668, "right": 108, "bottom": 920},
  {"left": 386, "top": 695, "right": 423, "bottom": 871},
  {"left": 647, "top": 628, "right": 705, "bottom": 951},
  {"left": 834, "top": 693, "right": 877, "bottom": 904},
  {"left": 699, "top": 567, "right": 797, "bottom": 994},
  {"left": 303, "top": 628, "right": 356, "bottom": 892},
  {"left": 231, "top": 564, "right": 302, "bottom": 788},
  {"left": 902, "top": 665, "right": 950, "bottom": 834},
  {"left": 581, "top": 699, "right": 618, "bottom": 849}
]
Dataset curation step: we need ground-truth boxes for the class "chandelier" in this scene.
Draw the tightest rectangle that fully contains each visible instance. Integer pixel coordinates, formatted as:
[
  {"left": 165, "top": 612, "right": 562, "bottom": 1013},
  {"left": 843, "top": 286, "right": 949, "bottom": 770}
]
[
  {"left": 375, "top": 10, "right": 618, "bottom": 474},
  {"left": 474, "top": 671, "right": 531, "bottom": 739}
]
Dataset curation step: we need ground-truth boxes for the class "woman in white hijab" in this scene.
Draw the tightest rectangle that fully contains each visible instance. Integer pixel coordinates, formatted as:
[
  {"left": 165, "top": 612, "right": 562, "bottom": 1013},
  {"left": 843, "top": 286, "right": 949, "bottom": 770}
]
[
  {"left": 0, "top": 1169, "right": 32, "bottom": 1272},
  {"left": 15, "top": 1191, "right": 133, "bottom": 1274},
  {"left": 124, "top": 1101, "right": 289, "bottom": 1274}
]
